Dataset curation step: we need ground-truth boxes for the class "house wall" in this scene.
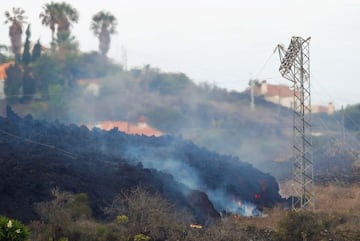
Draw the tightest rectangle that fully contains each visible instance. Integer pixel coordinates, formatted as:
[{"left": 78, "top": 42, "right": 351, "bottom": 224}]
[
  {"left": 312, "top": 103, "right": 335, "bottom": 115},
  {"left": 0, "top": 80, "right": 5, "bottom": 100},
  {"left": 264, "top": 96, "right": 293, "bottom": 109},
  {"left": 260, "top": 81, "right": 268, "bottom": 95}
]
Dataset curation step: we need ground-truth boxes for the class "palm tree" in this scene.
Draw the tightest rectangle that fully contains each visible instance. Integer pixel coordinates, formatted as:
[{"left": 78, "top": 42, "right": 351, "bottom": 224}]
[
  {"left": 39, "top": 2, "right": 58, "bottom": 48},
  {"left": 90, "top": 11, "right": 117, "bottom": 56},
  {"left": 55, "top": 2, "right": 79, "bottom": 44},
  {"left": 39, "top": 2, "right": 78, "bottom": 48},
  {"left": 4, "top": 7, "right": 27, "bottom": 60}
]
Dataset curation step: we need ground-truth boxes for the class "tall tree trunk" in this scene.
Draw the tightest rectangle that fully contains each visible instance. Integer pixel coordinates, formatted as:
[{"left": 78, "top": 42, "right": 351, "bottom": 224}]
[
  {"left": 57, "top": 19, "right": 71, "bottom": 57},
  {"left": 9, "top": 22, "right": 22, "bottom": 60},
  {"left": 50, "top": 23, "right": 56, "bottom": 51},
  {"left": 99, "top": 28, "right": 110, "bottom": 56}
]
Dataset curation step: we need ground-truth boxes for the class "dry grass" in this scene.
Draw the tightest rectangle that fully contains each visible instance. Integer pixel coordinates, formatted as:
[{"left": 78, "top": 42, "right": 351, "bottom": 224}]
[
  {"left": 279, "top": 181, "right": 360, "bottom": 215},
  {"left": 314, "top": 184, "right": 360, "bottom": 216},
  {"left": 280, "top": 181, "right": 360, "bottom": 235},
  {"left": 235, "top": 182, "right": 360, "bottom": 232},
  {"left": 229, "top": 206, "right": 287, "bottom": 231}
]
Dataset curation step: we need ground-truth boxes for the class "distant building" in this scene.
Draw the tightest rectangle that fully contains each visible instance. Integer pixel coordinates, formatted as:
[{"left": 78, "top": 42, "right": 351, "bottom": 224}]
[
  {"left": 254, "top": 80, "right": 294, "bottom": 109},
  {"left": 312, "top": 102, "right": 335, "bottom": 115},
  {"left": 253, "top": 80, "right": 334, "bottom": 114}
]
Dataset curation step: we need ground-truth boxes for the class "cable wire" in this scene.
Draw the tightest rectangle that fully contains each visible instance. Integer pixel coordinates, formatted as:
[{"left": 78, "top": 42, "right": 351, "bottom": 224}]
[{"left": 0, "top": 127, "right": 79, "bottom": 159}]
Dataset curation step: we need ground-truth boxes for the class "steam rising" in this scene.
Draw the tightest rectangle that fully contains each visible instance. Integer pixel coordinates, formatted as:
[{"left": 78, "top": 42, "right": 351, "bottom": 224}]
[
  {"left": 123, "top": 145, "right": 262, "bottom": 216},
  {"left": 207, "top": 189, "right": 261, "bottom": 217},
  {"left": 123, "top": 146, "right": 201, "bottom": 190}
]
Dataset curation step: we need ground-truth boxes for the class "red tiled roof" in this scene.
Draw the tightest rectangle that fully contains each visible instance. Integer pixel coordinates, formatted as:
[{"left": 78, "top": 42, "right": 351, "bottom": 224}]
[
  {"left": 0, "top": 62, "right": 14, "bottom": 80},
  {"left": 89, "top": 120, "right": 163, "bottom": 137}
]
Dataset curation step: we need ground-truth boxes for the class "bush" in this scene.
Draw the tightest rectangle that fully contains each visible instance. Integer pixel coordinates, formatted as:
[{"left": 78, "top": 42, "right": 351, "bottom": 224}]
[
  {"left": 275, "top": 211, "right": 324, "bottom": 241},
  {"left": 133, "top": 234, "right": 150, "bottom": 241},
  {"left": 33, "top": 188, "right": 93, "bottom": 241},
  {"left": 0, "top": 216, "right": 29, "bottom": 241},
  {"left": 106, "top": 187, "right": 190, "bottom": 241}
]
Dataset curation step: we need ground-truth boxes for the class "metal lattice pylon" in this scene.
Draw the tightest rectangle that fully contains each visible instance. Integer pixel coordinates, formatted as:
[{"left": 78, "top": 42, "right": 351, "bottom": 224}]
[{"left": 277, "top": 36, "right": 314, "bottom": 211}]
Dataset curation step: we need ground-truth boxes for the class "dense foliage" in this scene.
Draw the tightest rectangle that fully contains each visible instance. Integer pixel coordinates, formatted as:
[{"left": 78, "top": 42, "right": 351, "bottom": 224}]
[{"left": 0, "top": 216, "right": 29, "bottom": 241}]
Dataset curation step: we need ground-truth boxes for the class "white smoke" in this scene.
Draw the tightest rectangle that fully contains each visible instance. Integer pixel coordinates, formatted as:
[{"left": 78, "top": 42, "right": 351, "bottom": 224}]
[
  {"left": 207, "top": 189, "right": 262, "bottom": 217},
  {"left": 122, "top": 145, "right": 261, "bottom": 216}
]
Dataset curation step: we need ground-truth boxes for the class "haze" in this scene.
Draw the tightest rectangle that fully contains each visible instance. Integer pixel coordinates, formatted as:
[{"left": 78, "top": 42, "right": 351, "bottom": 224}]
[{"left": 2, "top": 0, "right": 359, "bottom": 107}]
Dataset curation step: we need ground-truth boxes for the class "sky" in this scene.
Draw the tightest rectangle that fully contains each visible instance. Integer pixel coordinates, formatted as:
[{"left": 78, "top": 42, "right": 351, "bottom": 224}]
[{"left": 1, "top": 0, "right": 360, "bottom": 107}]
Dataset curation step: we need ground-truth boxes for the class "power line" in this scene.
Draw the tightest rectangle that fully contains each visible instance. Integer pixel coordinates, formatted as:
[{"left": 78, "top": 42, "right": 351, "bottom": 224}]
[
  {"left": 0, "top": 127, "right": 79, "bottom": 159},
  {"left": 254, "top": 50, "right": 277, "bottom": 79}
]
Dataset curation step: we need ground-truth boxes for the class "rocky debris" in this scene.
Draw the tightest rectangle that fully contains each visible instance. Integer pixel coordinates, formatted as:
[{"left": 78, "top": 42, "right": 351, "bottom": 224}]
[{"left": 0, "top": 106, "right": 283, "bottom": 223}]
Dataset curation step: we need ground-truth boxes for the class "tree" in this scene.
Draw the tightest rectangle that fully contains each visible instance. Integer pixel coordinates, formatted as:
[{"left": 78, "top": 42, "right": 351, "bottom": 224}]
[
  {"left": 32, "top": 53, "right": 63, "bottom": 99},
  {"left": 39, "top": 2, "right": 79, "bottom": 52},
  {"left": 39, "top": 2, "right": 58, "bottom": 50},
  {"left": 55, "top": 2, "right": 79, "bottom": 47},
  {"left": 0, "top": 45, "right": 11, "bottom": 63},
  {"left": 20, "top": 24, "right": 36, "bottom": 102},
  {"left": 90, "top": 11, "right": 117, "bottom": 56},
  {"left": 22, "top": 69, "right": 35, "bottom": 102},
  {"left": 22, "top": 24, "right": 31, "bottom": 66},
  {"left": 106, "top": 187, "right": 190, "bottom": 241},
  {"left": 31, "top": 39, "right": 42, "bottom": 61},
  {"left": 34, "top": 188, "right": 92, "bottom": 241},
  {"left": 4, "top": 7, "right": 27, "bottom": 61}
]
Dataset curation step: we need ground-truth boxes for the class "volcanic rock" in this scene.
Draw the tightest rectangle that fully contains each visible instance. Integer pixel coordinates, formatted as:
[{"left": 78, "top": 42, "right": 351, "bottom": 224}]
[{"left": 0, "top": 106, "right": 283, "bottom": 223}]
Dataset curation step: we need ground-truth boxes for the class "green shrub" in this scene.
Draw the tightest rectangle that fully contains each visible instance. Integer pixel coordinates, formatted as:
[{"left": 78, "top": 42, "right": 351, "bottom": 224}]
[
  {"left": 134, "top": 233, "right": 150, "bottom": 241},
  {"left": 116, "top": 215, "right": 129, "bottom": 224},
  {"left": 0, "top": 216, "right": 29, "bottom": 241}
]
